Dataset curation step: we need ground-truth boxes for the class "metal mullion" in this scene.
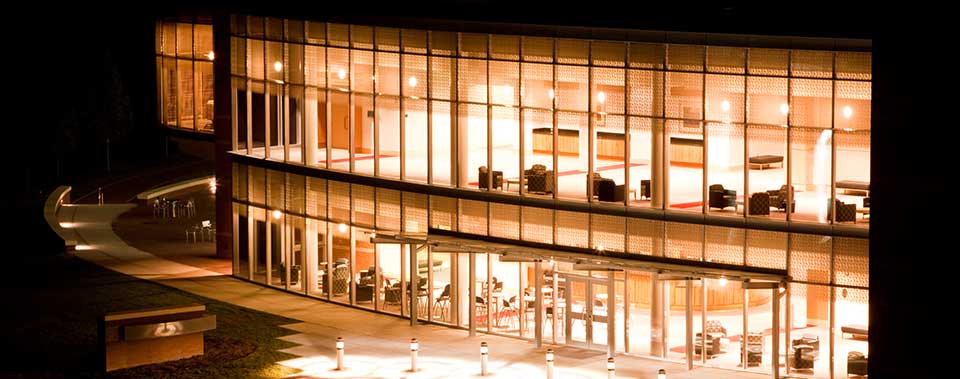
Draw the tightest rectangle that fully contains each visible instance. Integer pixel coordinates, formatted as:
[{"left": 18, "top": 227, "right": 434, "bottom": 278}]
[
  {"left": 744, "top": 49, "right": 751, "bottom": 219},
  {"left": 518, "top": 37, "right": 526, "bottom": 196},
  {"left": 374, "top": 244, "right": 382, "bottom": 312},
  {"left": 246, "top": 79, "right": 253, "bottom": 155},
  {"left": 551, "top": 39, "right": 559, "bottom": 208},
  {"left": 231, "top": 78, "right": 237, "bottom": 151},
  {"left": 534, "top": 259, "right": 543, "bottom": 347},
  {"left": 486, "top": 34, "right": 493, "bottom": 192},
  {"left": 623, "top": 43, "right": 631, "bottom": 208},
  {"left": 623, "top": 271, "right": 631, "bottom": 353},
  {"left": 701, "top": 50, "right": 708, "bottom": 215},
  {"left": 284, "top": 85, "right": 291, "bottom": 162},
  {"left": 373, "top": 49, "right": 380, "bottom": 176},
  {"left": 469, "top": 253, "right": 477, "bottom": 336},
  {"left": 830, "top": 52, "right": 838, "bottom": 224},
  {"left": 325, "top": 26, "right": 332, "bottom": 169},
  {"left": 427, "top": 32, "right": 434, "bottom": 185},
  {"left": 486, "top": 252, "right": 492, "bottom": 332},
  {"left": 348, "top": 26, "right": 355, "bottom": 173},
  {"left": 349, "top": 226, "right": 356, "bottom": 305},
  {"left": 427, "top": 244, "right": 434, "bottom": 322},
  {"left": 701, "top": 278, "right": 707, "bottom": 364},
  {"left": 399, "top": 29, "right": 406, "bottom": 181},
  {"left": 785, "top": 51, "right": 793, "bottom": 221},
  {"left": 410, "top": 242, "right": 418, "bottom": 325}
]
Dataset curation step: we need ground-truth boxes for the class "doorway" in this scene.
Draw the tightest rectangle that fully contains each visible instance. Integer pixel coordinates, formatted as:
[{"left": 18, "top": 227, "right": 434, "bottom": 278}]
[{"left": 565, "top": 275, "right": 613, "bottom": 351}]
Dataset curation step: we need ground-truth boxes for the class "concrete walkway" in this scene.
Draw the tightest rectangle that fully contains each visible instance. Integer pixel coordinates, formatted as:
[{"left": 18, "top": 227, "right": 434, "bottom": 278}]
[{"left": 56, "top": 203, "right": 772, "bottom": 379}]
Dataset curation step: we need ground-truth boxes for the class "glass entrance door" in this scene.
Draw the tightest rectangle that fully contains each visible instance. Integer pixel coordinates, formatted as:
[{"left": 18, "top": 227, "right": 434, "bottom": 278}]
[{"left": 565, "top": 276, "right": 611, "bottom": 350}]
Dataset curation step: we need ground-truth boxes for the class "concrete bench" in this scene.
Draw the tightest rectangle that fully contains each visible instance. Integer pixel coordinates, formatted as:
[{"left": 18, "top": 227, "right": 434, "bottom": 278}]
[{"left": 100, "top": 304, "right": 216, "bottom": 371}]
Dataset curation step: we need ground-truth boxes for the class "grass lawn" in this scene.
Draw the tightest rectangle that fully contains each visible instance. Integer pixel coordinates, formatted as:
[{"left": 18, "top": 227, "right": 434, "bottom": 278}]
[{"left": 1, "top": 253, "right": 302, "bottom": 378}]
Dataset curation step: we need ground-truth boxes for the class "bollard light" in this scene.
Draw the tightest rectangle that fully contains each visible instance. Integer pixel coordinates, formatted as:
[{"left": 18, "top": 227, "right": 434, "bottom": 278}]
[
  {"left": 410, "top": 338, "right": 419, "bottom": 372},
  {"left": 545, "top": 349, "right": 555, "bottom": 379},
  {"left": 335, "top": 337, "right": 344, "bottom": 370},
  {"left": 658, "top": 368, "right": 667, "bottom": 379},
  {"left": 480, "top": 341, "right": 489, "bottom": 376},
  {"left": 607, "top": 357, "right": 615, "bottom": 379}
]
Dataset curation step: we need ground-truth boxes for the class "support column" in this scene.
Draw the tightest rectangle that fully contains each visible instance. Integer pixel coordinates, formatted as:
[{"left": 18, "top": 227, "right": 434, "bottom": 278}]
[
  {"left": 410, "top": 244, "right": 418, "bottom": 326},
  {"left": 685, "top": 278, "right": 693, "bottom": 370},
  {"left": 650, "top": 273, "right": 666, "bottom": 357},
  {"left": 772, "top": 287, "right": 781, "bottom": 379},
  {"left": 608, "top": 274, "right": 615, "bottom": 357},
  {"left": 652, "top": 120, "right": 666, "bottom": 208},
  {"left": 305, "top": 88, "right": 319, "bottom": 165},
  {"left": 469, "top": 253, "right": 477, "bottom": 336},
  {"left": 535, "top": 260, "right": 543, "bottom": 347}
]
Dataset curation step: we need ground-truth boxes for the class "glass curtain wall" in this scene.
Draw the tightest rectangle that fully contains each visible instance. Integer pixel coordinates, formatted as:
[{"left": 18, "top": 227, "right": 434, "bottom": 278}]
[
  {"left": 229, "top": 18, "right": 870, "bottom": 228},
  {"left": 231, "top": 160, "right": 868, "bottom": 378},
  {"left": 157, "top": 19, "right": 214, "bottom": 133}
]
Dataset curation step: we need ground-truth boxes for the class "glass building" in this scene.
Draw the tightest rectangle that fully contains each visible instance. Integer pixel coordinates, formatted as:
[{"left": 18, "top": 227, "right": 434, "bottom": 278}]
[{"left": 165, "top": 14, "right": 872, "bottom": 379}]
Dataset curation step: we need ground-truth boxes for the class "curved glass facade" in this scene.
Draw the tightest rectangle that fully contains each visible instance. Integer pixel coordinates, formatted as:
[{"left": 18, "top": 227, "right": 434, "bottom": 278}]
[{"left": 222, "top": 15, "right": 871, "bottom": 379}]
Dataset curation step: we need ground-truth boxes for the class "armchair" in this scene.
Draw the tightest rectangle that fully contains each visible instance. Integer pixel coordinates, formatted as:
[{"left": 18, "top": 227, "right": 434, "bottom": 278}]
[
  {"left": 332, "top": 263, "right": 350, "bottom": 296},
  {"left": 708, "top": 184, "right": 737, "bottom": 210},
  {"left": 695, "top": 320, "right": 727, "bottom": 357},
  {"left": 478, "top": 166, "right": 503, "bottom": 190},
  {"left": 742, "top": 332, "right": 764, "bottom": 367},
  {"left": 847, "top": 351, "right": 868, "bottom": 377},
  {"left": 524, "top": 164, "right": 554, "bottom": 194},
  {"left": 829, "top": 198, "right": 857, "bottom": 223},
  {"left": 791, "top": 345, "right": 816, "bottom": 370},
  {"left": 788, "top": 333, "right": 819, "bottom": 370},
  {"left": 767, "top": 185, "right": 795, "bottom": 212},
  {"left": 588, "top": 172, "right": 605, "bottom": 197},
  {"left": 749, "top": 192, "right": 770, "bottom": 215},
  {"left": 640, "top": 179, "right": 651, "bottom": 200},
  {"left": 597, "top": 180, "right": 625, "bottom": 202}
]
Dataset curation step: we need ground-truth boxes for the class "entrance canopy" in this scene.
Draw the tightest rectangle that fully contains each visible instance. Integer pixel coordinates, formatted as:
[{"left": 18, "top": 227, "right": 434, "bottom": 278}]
[{"left": 370, "top": 229, "right": 788, "bottom": 284}]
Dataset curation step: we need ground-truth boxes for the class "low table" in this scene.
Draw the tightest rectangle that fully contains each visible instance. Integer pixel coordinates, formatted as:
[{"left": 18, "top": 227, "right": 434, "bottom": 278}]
[{"left": 506, "top": 178, "right": 521, "bottom": 191}]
